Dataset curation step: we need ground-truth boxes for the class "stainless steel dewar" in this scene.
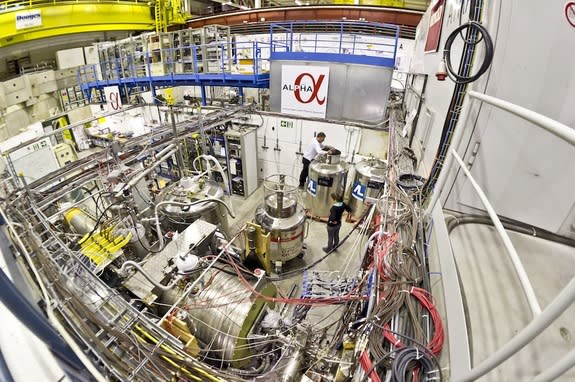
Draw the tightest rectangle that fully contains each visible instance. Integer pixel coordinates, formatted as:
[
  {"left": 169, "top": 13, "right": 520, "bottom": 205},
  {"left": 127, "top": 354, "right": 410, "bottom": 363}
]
[
  {"left": 348, "top": 158, "right": 387, "bottom": 220},
  {"left": 305, "top": 152, "right": 349, "bottom": 217},
  {"left": 157, "top": 176, "right": 229, "bottom": 234},
  {"left": 255, "top": 175, "right": 306, "bottom": 263}
]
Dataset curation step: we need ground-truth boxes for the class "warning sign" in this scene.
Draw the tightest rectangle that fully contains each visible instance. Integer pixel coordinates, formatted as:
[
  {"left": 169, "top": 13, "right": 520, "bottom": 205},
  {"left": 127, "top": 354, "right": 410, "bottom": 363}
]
[{"left": 425, "top": 0, "right": 446, "bottom": 53}]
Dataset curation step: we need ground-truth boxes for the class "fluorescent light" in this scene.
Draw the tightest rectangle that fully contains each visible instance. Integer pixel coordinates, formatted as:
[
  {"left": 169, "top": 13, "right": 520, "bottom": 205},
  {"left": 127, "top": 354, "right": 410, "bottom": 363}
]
[{"left": 295, "top": 0, "right": 302, "bottom": 5}]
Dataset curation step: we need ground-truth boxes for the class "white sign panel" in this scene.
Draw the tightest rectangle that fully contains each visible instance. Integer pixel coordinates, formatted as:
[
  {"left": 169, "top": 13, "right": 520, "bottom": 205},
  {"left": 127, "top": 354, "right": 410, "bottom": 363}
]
[
  {"left": 281, "top": 65, "right": 329, "bottom": 118},
  {"left": 15, "top": 10, "right": 42, "bottom": 30},
  {"left": 104, "top": 86, "right": 123, "bottom": 111}
]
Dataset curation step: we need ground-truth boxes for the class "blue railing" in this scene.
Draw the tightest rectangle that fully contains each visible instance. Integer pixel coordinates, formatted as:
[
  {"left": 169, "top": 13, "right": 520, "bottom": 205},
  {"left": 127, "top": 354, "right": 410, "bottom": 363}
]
[
  {"left": 77, "top": 39, "right": 272, "bottom": 100},
  {"left": 269, "top": 21, "right": 399, "bottom": 68},
  {"left": 77, "top": 21, "right": 400, "bottom": 100}
]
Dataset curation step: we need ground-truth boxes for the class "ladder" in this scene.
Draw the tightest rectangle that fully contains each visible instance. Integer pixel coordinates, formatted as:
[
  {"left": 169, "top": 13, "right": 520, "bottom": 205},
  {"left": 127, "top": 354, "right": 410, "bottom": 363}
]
[{"left": 154, "top": 0, "right": 167, "bottom": 33}]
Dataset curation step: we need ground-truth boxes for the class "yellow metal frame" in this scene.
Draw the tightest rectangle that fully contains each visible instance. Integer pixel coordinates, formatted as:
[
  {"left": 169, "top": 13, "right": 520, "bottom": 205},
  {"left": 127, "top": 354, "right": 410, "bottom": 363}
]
[
  {"left": 0, "top": 2, "right": 155, "bottom": 47},
  {"left": 242, "top": 222, "right": 273, "bottom": 275}
]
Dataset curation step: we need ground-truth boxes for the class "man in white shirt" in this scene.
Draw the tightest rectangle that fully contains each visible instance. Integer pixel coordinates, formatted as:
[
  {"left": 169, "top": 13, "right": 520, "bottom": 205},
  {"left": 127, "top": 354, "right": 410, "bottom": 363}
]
[{"left": 299, "top": 132, "right": 332, "bottom": 189}]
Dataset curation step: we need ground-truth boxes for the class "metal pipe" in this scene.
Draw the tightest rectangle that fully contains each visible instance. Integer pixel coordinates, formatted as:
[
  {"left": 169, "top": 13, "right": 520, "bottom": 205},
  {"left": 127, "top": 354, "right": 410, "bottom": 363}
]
[
  {"left": 424, "top": 96, "right": 473, "bottom": 218},
  {"left": 169, "top": 106, "right": 186, "bottom": 178},
  {"left": 0, "top": 208, "right": 108, "bottom": 382},
  {"left": 114, "top": 144, "right": 177, "bottom": 197},
  {"left": 532, "top": 346, "right": 575, "bottom": 382},
  {"left": 457, "top": 277, "right": 575, "bottom": 382},
  {"left": 118, "top": 261, "right": 183, "bottom": 291},
  {"left": 450, "top": 149, "right": 541, "bottom": 316},
  {"left": 468, "top": 91, "right": 575, "bottom": 145}
]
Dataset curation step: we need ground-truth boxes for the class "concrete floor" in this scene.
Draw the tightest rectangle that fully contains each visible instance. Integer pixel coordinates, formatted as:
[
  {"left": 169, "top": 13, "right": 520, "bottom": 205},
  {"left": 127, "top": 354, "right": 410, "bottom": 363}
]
[
  {"left": 227, "top": 184, "right": 368, "bottom": 320},
  {"left": 449, "top": 222, "right": 575, "bottom": 381}
]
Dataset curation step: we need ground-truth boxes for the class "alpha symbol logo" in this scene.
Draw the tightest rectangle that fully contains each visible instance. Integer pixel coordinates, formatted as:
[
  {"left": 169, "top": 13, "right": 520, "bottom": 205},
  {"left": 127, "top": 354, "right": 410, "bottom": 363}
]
[{"left": 282, "top": 72, "right": 326, "bottom": 105}]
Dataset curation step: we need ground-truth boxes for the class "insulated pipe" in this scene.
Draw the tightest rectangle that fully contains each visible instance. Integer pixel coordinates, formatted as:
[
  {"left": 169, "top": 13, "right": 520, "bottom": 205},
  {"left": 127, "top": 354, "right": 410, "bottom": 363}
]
[
  {"left": 450, "top": 149, "right": 541, "bottom": 316},
  {"left": 468, "top": 91, "right": 575, "bottom": 145},
  {"left": 115, "top": 144, "right": 177, "bottom": 198},
  {"left": 118, "top": 261, "right": 183, "bottom": 291},
  {"left": 194, "top": 155, "right": 231, "bottom": 195},
  {"left": 457, "top": 277, "right": 575, "bottom": 382},
  {"left": 532, "top": 347, "right": 575, "bottom": 382}
]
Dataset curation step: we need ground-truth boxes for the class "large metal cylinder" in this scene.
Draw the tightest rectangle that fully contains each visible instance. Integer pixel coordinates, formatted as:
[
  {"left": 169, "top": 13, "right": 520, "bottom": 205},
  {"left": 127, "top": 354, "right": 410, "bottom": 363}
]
[
  {"left": 305, "top": 152, "right": 349, "bottom": 217},
  {"left": 255, "top": 175, "right": 306, "bottom": 263},
  {"left": 160, "top": 271, "right": 276, "bottom": 367},
  {"left": 348, "top": 158, "right": 387, "bottom": 220},
  {"left": 157, "top": 176, "right": 229, "bottom": 234}
]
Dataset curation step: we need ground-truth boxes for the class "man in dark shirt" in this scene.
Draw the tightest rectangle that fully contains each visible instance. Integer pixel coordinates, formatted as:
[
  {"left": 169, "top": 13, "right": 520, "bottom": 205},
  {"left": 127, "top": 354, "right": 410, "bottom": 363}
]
[{"left": 324, "top": 193, "right": 352, "bottom": 253}]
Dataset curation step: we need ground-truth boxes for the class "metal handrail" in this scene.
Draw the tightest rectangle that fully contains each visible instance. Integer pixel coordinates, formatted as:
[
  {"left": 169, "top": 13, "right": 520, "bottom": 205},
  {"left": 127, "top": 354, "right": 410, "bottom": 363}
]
[
  {"left": 450, "top": 149, "right": 541, "bottom": 316},
  {"left": 458, "top": 277, "right": 575, "bottom": 382},
  {"left": 468, "top": 90, "right": 575, "bottom": 145},
  {"left": 426, "top": 89, "right": 575, "bottom": 381}
]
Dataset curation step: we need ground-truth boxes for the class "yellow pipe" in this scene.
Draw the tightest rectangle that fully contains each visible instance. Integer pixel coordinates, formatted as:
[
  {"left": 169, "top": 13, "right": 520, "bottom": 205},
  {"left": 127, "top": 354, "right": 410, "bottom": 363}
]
[{"left": 0, "top": 3, "right": 154, "bottom": 47}]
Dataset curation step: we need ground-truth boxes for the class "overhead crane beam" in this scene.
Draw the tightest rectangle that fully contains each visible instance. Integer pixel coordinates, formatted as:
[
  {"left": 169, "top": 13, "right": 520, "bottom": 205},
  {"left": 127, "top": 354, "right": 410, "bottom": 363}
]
[{"left": 0, "top": 1, "right": 187, "bottom": 48}]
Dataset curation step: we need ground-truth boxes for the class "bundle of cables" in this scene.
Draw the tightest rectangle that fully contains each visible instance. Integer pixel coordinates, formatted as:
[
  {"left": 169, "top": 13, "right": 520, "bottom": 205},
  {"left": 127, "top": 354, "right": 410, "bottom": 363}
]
[
  {"left": 391, "top": 346, "right": 440, "bottom": 382},
  {"left": 382, "top": 287, "right": 444, "bottom": 356}
]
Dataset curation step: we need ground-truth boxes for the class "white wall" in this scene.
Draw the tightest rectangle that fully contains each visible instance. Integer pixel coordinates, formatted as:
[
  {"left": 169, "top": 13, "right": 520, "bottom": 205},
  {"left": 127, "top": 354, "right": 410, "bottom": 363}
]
[
  {"left": 240, "top": 113, "right": 386, "bottom": 182},
  {"left": 413, "top": 0, "right": 575, "bottom": 235},
  {"left": 410, "top": 0, "right": 471, "bottom": 173}
]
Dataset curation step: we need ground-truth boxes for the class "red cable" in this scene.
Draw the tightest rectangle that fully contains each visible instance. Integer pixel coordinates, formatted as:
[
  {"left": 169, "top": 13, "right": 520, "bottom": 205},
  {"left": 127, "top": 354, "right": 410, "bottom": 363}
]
[
  {"left": 381, "top": 287, "right": 445, "bottom": 356},
  {"left": 359, "top": 350, "right": 382, "bottom": 382}
]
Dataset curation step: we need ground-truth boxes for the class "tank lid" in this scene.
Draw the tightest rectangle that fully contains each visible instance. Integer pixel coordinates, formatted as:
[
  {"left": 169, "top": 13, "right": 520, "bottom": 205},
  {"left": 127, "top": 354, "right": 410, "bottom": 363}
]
[
  {"left": 158, "top": 178, "right": 223, "bottom": 216},
  {"left": 356, "top": 158, "right": 387, "bottom": 178},
  {"left": 264, "top": 193, "right": 297, "bottom": 218}
]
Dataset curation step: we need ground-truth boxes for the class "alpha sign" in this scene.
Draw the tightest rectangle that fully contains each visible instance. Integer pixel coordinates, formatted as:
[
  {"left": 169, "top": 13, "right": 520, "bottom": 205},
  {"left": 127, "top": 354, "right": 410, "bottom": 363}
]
[{"left": 281, "top": 65, "right": 330, "bottom": 118}]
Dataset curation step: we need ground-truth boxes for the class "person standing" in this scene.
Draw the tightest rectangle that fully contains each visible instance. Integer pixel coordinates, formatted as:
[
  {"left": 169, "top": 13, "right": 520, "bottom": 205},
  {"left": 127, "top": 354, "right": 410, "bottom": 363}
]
[
  {"left": 299, "top": 132, "right": 331, "bottom": 189},
  {"left": 324, "top": 193, "right": 352, "bottom": 253}
]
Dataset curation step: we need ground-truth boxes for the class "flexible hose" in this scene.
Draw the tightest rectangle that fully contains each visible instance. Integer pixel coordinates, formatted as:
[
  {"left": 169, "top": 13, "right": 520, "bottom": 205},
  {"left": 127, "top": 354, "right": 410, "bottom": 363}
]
[
  {"left": 443, "top": 21, "right": 494, "bottom": 84},
  {"left": 445, "top": 212, "right": 575, "bottom": 247}
]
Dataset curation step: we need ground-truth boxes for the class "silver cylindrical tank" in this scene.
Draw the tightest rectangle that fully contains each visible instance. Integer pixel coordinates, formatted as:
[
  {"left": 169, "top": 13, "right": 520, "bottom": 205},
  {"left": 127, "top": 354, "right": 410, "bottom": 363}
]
[
  {"left": 305, "top": 152, "right": 349, "bottom": 217},
  {"left": 157, "top": 176, "right": 229, "bottom": 235},
  {"left": 255, "top": 175, "right": 306, "bottom": 263},
  {"left": 348, "top": 158, "right": 387, "bottom": 220},
  {"left": 160, "top": 270, "right": 276, "bottom": 367}
]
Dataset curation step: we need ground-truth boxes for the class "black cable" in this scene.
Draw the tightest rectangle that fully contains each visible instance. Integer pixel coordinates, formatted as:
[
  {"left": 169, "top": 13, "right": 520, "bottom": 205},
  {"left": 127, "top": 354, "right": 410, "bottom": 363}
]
[
  {"left": 392, "top": 347, "right": 440, "bottom": 382},
  {"left": 443, "top": 21, "right": 494, "bottom": 84},
  {"left": 364, "top": 323, "right": 444, "bottom": 382},
  {"left": 445, "top": 212, "right": 575, "bottom": 248}
]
